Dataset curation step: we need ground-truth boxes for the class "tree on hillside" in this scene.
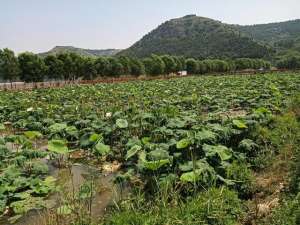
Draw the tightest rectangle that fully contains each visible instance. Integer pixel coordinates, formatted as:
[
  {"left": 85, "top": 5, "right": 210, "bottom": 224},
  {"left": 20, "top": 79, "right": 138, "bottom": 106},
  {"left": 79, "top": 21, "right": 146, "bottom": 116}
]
[
  {"left": 18, "top": 52, "right": 47, "bottom": 82},
  {"left": 0, "top": 48, "right": 20, "bottom": 83},
  {"left": 44, "top": 55, "right": 64, "bottom": 80}
]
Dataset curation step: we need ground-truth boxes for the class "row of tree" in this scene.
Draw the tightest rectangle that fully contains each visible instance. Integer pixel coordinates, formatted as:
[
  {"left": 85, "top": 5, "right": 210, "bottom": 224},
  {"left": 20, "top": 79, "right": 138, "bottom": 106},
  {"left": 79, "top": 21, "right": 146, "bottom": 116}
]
[
  {"left": 277, "top": 54, "right": 300, "bottom": 70},
  {"left": 185, "top": 58, "right": 271, "bottom": 74},
  {"left": 0, "top": 48, "right": 272, "bottom": 82}
]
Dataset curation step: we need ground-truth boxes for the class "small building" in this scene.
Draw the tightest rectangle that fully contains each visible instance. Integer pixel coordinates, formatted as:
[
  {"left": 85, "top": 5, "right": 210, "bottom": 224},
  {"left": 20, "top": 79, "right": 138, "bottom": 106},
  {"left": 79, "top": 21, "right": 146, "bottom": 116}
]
[{"left": 177, "top": 71, "right": 187, "bottom": 76}]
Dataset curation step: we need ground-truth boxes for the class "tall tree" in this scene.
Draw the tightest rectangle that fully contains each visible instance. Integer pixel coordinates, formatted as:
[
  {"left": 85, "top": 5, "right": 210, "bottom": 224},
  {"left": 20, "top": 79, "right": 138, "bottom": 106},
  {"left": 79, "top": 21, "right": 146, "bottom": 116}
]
[
  {"left": 161, "top": 55, "right": 177, "bottom": 74},
  {"left": 0, "top": 48, "right": 20, "bottom": 82},
  {"left": 18, "top": 52, "right": 47, "bottom": 82},
  {"left": 44, "top": 55, "right": 64, "bottom": 80},
  {"left": 107, "top": 58, "right": 124, "bottom": 76},
  {"left": 130, "top": 58, "right": 145, "bottom": 76},
  {"left": 118, "top": 56, "right": 132, "bottom": 75},
  {"left": 185, "top": 58, "right": 198, "bottom": 74},
  {"left": 143, "top": 55, "right": 165, "bottom": 76},
  {"left": 94, "top": 57, "right": 110, "bottom": 76},
  {"left": 81, "top": 57, "right": 97, "bottom": 80}
]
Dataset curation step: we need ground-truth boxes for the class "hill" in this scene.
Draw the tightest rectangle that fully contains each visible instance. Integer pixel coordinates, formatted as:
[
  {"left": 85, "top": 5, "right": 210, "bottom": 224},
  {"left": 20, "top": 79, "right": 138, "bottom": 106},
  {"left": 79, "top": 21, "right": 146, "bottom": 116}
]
[
  {"left": 235, "top": 19, "right": 300, "bottom": 56},
  {"left": 39, "top": 46, "right": 122, "bottom": 57},
  {"left": 118, "top": 15, "right": 272, "bottom": 59}
]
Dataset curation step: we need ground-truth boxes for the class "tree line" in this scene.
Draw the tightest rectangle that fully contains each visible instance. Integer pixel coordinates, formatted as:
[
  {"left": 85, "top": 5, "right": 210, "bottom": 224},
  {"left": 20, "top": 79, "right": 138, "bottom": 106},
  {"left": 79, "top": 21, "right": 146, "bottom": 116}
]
[
  {"left": 277, "top": 54, "right": 300, "bottom": 70},
  {"left": 0, "top": 48, "right": 274, "bottom": 83}
]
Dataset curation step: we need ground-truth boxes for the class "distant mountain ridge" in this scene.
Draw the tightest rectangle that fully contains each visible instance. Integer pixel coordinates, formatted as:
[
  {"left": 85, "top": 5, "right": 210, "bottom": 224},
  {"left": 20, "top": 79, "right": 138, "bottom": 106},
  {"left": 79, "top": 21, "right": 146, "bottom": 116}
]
[
  {"left": 118, "top": 15, "right": 300, "bottom": 59},
  {"left": 39, "top": 46, "right": 122, "bottom": 57},
  {"left": 40, "top": 16, "right": 300, "bottom": 59}
]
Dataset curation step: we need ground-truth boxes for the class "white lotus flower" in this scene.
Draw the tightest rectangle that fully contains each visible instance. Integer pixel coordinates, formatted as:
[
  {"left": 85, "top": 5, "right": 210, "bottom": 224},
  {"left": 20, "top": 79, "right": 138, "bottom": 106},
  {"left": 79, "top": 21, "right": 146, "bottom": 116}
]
[{"left": 106, "top": 112, "right": 112, "bottom": 118}]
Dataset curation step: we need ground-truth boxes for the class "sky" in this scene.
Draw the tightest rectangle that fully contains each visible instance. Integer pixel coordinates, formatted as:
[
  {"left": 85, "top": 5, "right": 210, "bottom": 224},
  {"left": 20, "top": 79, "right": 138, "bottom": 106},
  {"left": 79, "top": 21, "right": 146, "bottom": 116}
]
[{"left": 1, "top": 0, "right": 299, "bottom": 54}]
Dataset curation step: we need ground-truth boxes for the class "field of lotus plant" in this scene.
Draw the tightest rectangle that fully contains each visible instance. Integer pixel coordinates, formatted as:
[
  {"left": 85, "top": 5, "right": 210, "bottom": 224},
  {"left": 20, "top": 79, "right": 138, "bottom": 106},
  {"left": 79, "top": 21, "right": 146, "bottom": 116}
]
[{"left": 0, "top": 72, "right": 299, "bottom": 224}]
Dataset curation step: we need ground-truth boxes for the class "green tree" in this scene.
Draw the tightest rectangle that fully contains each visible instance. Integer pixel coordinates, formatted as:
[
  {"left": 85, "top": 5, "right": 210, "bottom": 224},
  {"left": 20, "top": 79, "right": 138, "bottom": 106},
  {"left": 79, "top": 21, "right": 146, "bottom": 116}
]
[
  {"left": 94, "top": 57, "right": 110, "bottom": 76},
  {"left": 161, "top": 55, "right": 177, "bottom": 74},
  {"left": 277, "top": 54, "right": 300, "bottom": 69},
  {"left": 118, "top": 56, "right": 132, "bottom": 75},
  {"left": 57, "top": 53, "right": 84, "bottom": 80},
  {"left": 0, "top": 48, "right": 20, "bottom": 82},
  {"left": 81, "top": 57, "right": 97, "bottom": 80},
  {"left": 107, "top": 58, "right": 124, "bottom": 76},
  {"left": 18, "top": 52, "right": 47, "bottom": 82},
  {"left": 143, "top": 55, "right": 165, "bottom": 76},
  {"left": 44, "top": 55, "right": 64, "bottom": 80},
  {"left": 130, "top": 58, "right": 145, "bottom": 76},
  {"left": 69, "top": 53, "right": 84, "bottom": 80},
  {"left": 185, "top": 58, "right": 199, "bottom": 74}
]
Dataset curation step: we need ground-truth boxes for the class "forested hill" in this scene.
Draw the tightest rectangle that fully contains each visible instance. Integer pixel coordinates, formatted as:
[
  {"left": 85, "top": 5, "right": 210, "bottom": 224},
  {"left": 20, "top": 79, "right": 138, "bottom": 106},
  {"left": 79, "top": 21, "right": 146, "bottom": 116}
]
[
  {"left": 118, "top": 15, "right": 272, "bottom": 59},
  {"left": 39, "top": 46, "right": 122, "bottom": 57},
  {"left": 235, "top": 19, "right": 300, "bottom": 55}
]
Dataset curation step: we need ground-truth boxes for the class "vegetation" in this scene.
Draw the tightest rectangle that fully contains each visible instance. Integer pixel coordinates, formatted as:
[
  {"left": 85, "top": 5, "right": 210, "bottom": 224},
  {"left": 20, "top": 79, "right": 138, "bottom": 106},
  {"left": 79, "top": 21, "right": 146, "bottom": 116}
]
[
  {"left": 0, "top": 48, "right": 272, "bottom": 82},
  {"left": 0, "top": 72, "right": 299, "bottom": 224},
  {"left": 235, "top": 19, "right": 300, "bottom": 52},
  {"left": 277, "top": 53, "right": 300, "bottom": 69},
  {"left": 119, "top": 15, "right": 271, "bottom": 59},
  {"left": 39, "top": 46, "right": 121, "bottom": 57}
]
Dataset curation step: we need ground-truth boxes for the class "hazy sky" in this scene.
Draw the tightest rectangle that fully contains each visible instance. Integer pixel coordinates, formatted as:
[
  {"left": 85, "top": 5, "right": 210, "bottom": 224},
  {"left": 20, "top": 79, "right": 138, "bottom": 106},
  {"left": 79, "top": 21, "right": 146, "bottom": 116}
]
[{"left": 1, "top": 0, "right": 299, "bottom": 53}]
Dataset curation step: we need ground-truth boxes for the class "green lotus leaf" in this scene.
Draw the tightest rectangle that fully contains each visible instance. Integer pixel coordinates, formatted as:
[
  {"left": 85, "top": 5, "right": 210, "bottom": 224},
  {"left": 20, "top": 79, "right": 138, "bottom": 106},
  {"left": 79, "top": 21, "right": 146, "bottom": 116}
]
[
  {"left": 94, "top": 142, "right": 111, "bottom": 156},
  {"left": 176, "top": 138, "right": 190, "bottom": 149},
  {"left": 125, "top": 145, "right": 142, "bottom": 160},
  {"left": 116, "top": 119, "right": 128, "bottom": 128},
  {"left": 143, "top": 159, "right": 170, "bottom": 171},
  {"left": 24, "top": 131, "right": 43, "bottom": 140},
  {"left": 203, "top": 144, "right": 232, "bottom": 161},
  {"left": 48, "top": 139, "right": 68, "bottom": 154},
  {"left": 232, "top": 119, "right": 248, "bottom": 129},
  {"left": 49, "top": 123, "right": 67, "bottom": 133}
]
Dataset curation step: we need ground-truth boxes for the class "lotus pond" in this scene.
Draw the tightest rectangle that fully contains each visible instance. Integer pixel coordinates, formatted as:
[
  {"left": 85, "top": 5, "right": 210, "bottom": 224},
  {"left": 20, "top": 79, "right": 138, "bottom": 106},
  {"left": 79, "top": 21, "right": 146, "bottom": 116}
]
[{"left": 0, "top": 73, "right": 299, "bottom": 224}]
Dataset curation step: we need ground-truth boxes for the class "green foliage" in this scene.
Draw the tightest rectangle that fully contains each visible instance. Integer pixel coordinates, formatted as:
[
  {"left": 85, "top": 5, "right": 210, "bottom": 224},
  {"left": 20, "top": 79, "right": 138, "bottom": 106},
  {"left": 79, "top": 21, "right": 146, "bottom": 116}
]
[
  {"left": 161, "top": 55, "right": 177, "bottom": 74},
  {"left": 119, "top": 15, "right": 271, "bottom": 59},
  {"left": 185, "top": 58, "right": 198, "bottom": 74},
  {"left": 236, "top": 19, "right": 300, "bottom": 56},
  {"left": 143, "top": 54, "right": 165, "bottom": 75},
  {"left": 277, "top": 53, "right": 300, "bottom": 69},
  {"left": 101, "top": 187, "right": 243, "bottom": 225},
  {"left": 94, "top": 142, "right": 111, "bottom": 156},
  {"left": 40, "top": 46, "right": 121, "bottom": 57},
  {"left": 18, "top": 52, "right": 47, "bottom": 82},
  {"left": 47, "top": 139, "right": 69, "bottom": 154},
  {"left": 225, "top": 161, "right": 254, "bottom": 198},
  {"left": 116, "top": 119, "right": 128, "bottom": 129},
  {"left": 0, "top": 72, "right": 299, "bottom": 223},
  {"left": 267, "top": 194, "right": 300, "bottom": 225},
  {"left": 44, "top": 54, "right": 64, "bottom": 80},
  {"left": 0, "top": 48, "right": 20, "bottom": 82}
]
